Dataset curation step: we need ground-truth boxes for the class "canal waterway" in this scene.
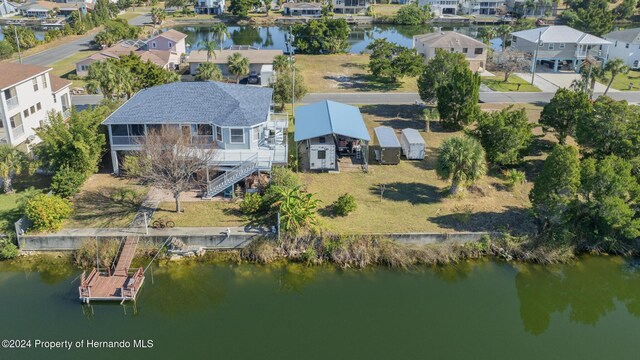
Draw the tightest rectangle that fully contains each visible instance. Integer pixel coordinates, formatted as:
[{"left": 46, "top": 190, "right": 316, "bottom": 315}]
[{"left": 1, "top": 256, "right": 640, "bottom": 359}]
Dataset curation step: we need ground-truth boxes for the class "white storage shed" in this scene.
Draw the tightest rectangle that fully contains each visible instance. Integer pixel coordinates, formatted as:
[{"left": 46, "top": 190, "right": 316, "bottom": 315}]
[{"left": 400, "top": 128, "right": 426, "bottom": 160}]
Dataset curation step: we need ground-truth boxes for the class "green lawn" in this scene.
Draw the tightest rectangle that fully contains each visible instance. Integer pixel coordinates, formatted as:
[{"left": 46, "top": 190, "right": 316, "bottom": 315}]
[
  {"left": 609, "top": 70, "right": 640, "bottom": 91},
  {"left": 297, "top": 54, "right": 419, "bottom": 93},
  {"left": 371, "top": 4, "right": 402, "bottom": 16},
  {"left": 482, "top": 73, "right": 541, "bottom": 92},
  {"left": 62, "top": 174, "right": 148, "bottom": 229},
  {"left": 152, "top": 201, "right": 247, "bottom": 227}
]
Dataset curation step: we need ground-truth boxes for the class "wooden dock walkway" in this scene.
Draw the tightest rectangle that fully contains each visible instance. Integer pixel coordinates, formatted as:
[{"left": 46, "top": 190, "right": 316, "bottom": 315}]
[{"left": 78, "top": 236, "right": 145, "bottom": 303}]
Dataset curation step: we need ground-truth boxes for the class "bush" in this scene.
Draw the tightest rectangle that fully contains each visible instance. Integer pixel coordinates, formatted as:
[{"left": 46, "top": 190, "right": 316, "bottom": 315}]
[
  {"left": 332, "top": 193, "right": 357, "bottom": 216},
  {"left": 504, "top": 169, "right": 526, "bottom": 190},
  {"left": 0, "top": 239, "right": 18, "bottom": 259},
  {"left": 270, "top": 166, "right": 301, "bottom": 189},
  {"left": 24, "top": 194, "right": 73, "bottom": 232},
  {"left": 110, "top": 188, "right": 141, "bottom": 203},
  {"left": 0, "top": 40, "right": 14, "bottom": 60},
  {"left": 240, "top": 192, "right": 263, "bottom": 216},
  {"left": 51, "top": 166, "right": 87, "bottom": 198}
]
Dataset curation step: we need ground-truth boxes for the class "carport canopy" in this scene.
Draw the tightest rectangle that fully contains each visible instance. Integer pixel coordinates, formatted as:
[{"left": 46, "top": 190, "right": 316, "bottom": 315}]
[{"left": 294, "top": 100, "right": 371, "bottom": 142}]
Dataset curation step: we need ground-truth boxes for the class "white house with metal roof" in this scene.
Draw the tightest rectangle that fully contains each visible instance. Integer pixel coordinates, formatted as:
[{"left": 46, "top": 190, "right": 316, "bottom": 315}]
[
  {"left": 0, "top": 1, "right": 18, "bottom": 17},
  {"left": 102, "top": 81, "right": 288, "bottom": 197},
  {"left": 510, "top": 25, "right": 611, "bottom": 72},
  {"left": 294, "top": 100, "right": 370, "bottom": 172},
  {"left": 603, "top": 28, "right": 640, "bottom": 70}
]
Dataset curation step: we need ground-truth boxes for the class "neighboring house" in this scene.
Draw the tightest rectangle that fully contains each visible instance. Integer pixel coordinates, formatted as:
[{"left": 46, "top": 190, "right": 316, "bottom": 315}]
[
  {"left": 419, "top": 0, "right": 458, "bottom": 15},
  {"left": 187, "top": 46, "right": 283, "bottom": 86},
  {"left": 282, "top": 2, "right": 322, "bottom": 16},
  {"left": 75, "top": 29, "right": 187, "bottom": 76},
  {"left": 603, "top": 28, "right": 640, "bottom": 70},
  {"left": 294, "top": 100, "right": 371, "bottom": 172},
  {"left": 19, "top": 1, "right": 91, "bottom": 17},
  {"left": 331, "top": 0, "right": 370, "bottom": 14},
  {"left": 0, "top": 1, "right": 18, "bottom": 17},
  {"left": 102, "top": 82, "right": 288, "bottom": 197},
  {"left": 194, "top": 0, "right": 225, "bottom": 15},
  {"left": 510, "top": 25, "right": 611, "bottom": 72},
  {"left": 0, "top": 63, "right": 71, "bottom": 149},
  {"left": 413, "top": 31, "right": 488, "bottom": 72},
  {"left": 506, "top": 0, "right": 556, "bottom": 17},
  {"left": 461, "top": 0, "right": 505, "bottom": 15}
]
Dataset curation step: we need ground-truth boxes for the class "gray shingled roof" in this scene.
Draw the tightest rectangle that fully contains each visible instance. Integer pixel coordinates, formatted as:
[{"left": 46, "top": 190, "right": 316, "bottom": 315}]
[
  {"left": 604, "top": 28, "right": 640, "bottom": 45},
  {"left": 102, "top": 82, "right": 273, "bottom": 127}
]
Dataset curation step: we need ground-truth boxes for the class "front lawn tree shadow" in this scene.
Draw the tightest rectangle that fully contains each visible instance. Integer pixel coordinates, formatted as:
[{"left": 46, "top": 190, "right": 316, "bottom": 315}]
[
  {"left": 370, "top": 182, "right": 442, "bottom": 205},
  {"left": 428, "top": 206, "right": 536, "bottom": 235}
]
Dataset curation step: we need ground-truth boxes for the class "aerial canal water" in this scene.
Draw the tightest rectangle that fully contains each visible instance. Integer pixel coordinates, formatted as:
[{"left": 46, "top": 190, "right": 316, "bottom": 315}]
[{"left": 1, "top": 255, "right": 640, "bottom": 359}]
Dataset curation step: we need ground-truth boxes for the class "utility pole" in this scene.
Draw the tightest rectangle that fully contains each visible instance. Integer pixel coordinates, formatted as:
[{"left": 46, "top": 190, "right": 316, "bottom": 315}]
[
  {"left": 13, "top": 25, "right": 22, "bottom": 64},
  {"left": 530, "top": 31, "right": 542, "bottom": 86}
]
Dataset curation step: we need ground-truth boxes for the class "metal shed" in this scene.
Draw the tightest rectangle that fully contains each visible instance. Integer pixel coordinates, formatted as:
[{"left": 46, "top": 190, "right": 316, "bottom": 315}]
[
  {"left": 400, "top": 128, "right": 426, "bottom": 160},
  {"left": 373, "top": 126, "right": 401, "bottom": 165}
]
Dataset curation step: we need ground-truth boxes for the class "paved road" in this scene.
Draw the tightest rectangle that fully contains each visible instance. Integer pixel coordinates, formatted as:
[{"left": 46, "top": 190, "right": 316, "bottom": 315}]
[{"left": 20, "top": 13, "right": 151, "bottom": 67}]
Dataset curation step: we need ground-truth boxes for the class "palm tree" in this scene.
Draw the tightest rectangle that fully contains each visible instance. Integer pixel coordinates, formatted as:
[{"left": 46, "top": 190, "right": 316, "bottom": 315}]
[
  {"left": 195, "top": 62, "right": 222, "bottom": 81},
  {"left": 0, "top": 146, "right": 28, "bottom": 193},
  {"left": 436, "top": 136, "right": 487, "bottom": 194},
  {"left": 210, "top": 22, "right": 229, "bottom": 50},
  {"left": 273, "top": 54, "right": 291, "bottom": 74},
  {"left": 496, "top": 24, "right": 512, "bottom": 51},
  {"left": 478, "top": 27, "right": 497, "bottom": 46},
  {"left": 227, "top": 52, "right": 250, "bottom": 83},
  {"left": 150, "top": 7, "right": 167, "bottom": 26},
  {"left": 198, "top": 39, "right": 218, "bottom": 62},
  {"left": 603, "top": 58, "right": 630, "bottom": 95}
]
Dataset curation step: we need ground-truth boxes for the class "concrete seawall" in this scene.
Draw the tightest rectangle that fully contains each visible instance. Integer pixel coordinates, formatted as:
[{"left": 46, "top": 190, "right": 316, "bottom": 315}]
[{"left": 18, "top": 228, "right": 490, "bottom": 251}]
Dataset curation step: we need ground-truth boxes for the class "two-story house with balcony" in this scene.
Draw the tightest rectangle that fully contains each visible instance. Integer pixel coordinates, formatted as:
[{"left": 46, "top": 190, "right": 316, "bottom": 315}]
[
  {"left": 102, "top": 81, "right": 288, "bottom": 197},
  {"left": 194, "top": 0, "right": 225, "bottom": 15},
  {"left": 461, "top": 0, "right": 505, "bottom": 15},
  {"left": 510, "top": 26, "right": 611, "bottom": 72},
  {"left": 413, "top": 31, "right": 488, "bottom": 72},
  {"left": 419, "top": 0, "right": 459, "bottom": 15},
  {"left": 0, "top": 63, "right": 71, "bottom": 150},
  {"left": 331, "top": 0, "right": 370, "bottom": 14}
]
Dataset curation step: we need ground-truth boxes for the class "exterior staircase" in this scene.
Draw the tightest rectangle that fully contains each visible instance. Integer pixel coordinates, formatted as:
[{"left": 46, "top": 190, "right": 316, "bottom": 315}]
[{"left": 205, "top": 154, "right": 260, "bottom": 198}]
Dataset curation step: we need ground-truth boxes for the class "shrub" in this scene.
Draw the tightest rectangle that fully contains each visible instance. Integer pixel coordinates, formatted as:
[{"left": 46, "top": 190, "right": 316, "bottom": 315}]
[
  {"left": 110, "top": 188, "right": 141, "bottom": 203},
  {"left": 240, "top": 192, "right": 263, "bottom": 216},
  {"left": 271, "top": 166, "right": 301, "bottom": 189},
  {"left": 504, "top": 169, "right": 526, "bottom": 190},
  {"left": 24, "top": 194, "right": 73, "bottom": 232},
  {"left": 51, "top": 166, "right": 87, "bottom": 198},
  {"left": 332, "top": 193, "right": 357, "bottom": 216},
  {"left": 0, "top": 239, "right": 18, "bottom": 259}
]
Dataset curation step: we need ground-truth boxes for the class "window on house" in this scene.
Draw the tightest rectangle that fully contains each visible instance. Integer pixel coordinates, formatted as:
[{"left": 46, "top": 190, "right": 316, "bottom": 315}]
[
  {"left": 626, "top": 43, "right": 630, "bottom": 49},
  {"left": 548, "top": 43, "right": 554, "bottom": 50},
  {"left": 36, "top": 102, "right": 41, "bottom": 111},
  {"left": 3, "top": 88, "right": 16, "bottom": 100},
  {"left": 41, "top": 75, "right": 47, "bottom": 88},
  {"left": 317, "top": 150, "right": 326, "bottom": 160},
  {"left": 53, "top": 95, "right": 57, "bottom": 103},
  {"left": 319, "top": 136, "right": 326, "bottom": 143},
  {"left": 30, "top": 106, "right": 35, "bottom": 114},
  {"left": 129, "top": 124, "right": 145, "bottom": 136},
  {"left": 151, "top": 42, "right": 157, "bottom": 48},
  {"left": 216, "top": 126, "right": 223, "bottom": 141},
  {"left": 475, "top": 48, "right": 483, "bottom": 54},
  {"left": 450, "top": 48, "right": 455, "bottom": 52},
  {"left": 9, "top": 113, "right": 22, "bottom": 128},
  {"left": 230, "top": 128, "right": 244, "bottom": 143},
  {"left": 197, "top": 124, "right": 213, "bottom": 135},
  {"left": 23, "top": 110, "right": 29, "bottom": 118},
  {"left": 559, "top": 43, "right": 565, "bottom": 49},
  {"left": 615, "top": 41, "right": 618, "bottom": 47},
  {"left": 462, "top": 48, "right": 468, "bottom": 53},
  {"left": 32, "top": 78, "right": 38, "bottom": 91},
  {"left": 634, "top": 60, "right": 639, "bottom": 68},
  {"left": 168, "top": 42, "right": 173, "bottom": 48}
]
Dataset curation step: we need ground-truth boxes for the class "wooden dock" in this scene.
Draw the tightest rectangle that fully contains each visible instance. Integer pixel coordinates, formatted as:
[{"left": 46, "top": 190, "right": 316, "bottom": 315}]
[{"left": 78, "top": 236, "right": 145, "bottom": 303}]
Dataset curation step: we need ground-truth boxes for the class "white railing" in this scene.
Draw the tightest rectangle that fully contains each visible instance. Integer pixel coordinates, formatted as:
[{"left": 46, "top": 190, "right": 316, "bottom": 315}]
[
  {"left": 207, "top": 154, "right": 259, "bottom": 197},
  {"left": 5, "top": 97, "right": 18, "bottom": 110},
  {"left": 112, "top": 135, "right": 144, "bottom": 145}
]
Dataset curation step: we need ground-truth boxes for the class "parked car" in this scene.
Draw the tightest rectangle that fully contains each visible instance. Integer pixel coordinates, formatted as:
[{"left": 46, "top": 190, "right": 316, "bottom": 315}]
[{"left": 247, "top": 71, "right": 260, "bottom": 84}]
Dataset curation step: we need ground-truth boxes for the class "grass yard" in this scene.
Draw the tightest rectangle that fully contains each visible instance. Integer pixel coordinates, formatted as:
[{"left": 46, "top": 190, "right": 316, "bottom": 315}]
[
  {"left": 371, "top": 4, "right": 402, "bottom": 16},
  {"left": 152, "top": 201, "right": 247, "bottom": 227},
  {"left": 49, "top": 50, "right": 98, "bottom": 89},
  {"left": 482, "top": 73, "right": 541, "bottom": 92},
  {"left": 609, "top": 70, "right": 640, "bottom": 91},
  {"left": 62, "top": 174, "right": 148, "bottom": 229},
  {"left": 296, "top": 54, "right": 419, "bottom": 93},
  {"left": 295, "top": 103, "right": 548, "bottom": 234}
]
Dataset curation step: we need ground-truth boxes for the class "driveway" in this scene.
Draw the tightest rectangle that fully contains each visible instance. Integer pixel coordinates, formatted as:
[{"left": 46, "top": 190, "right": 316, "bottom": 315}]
[{"left": 515, "top": 72, "right": 618, "bottom": 93}]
